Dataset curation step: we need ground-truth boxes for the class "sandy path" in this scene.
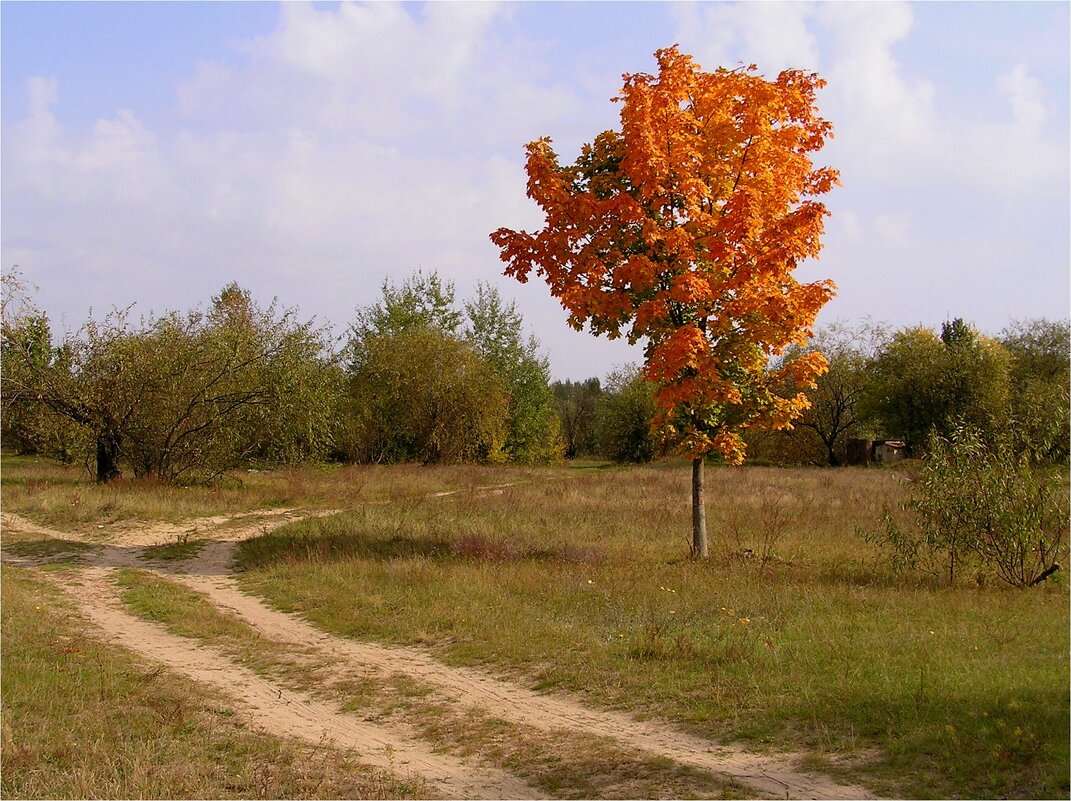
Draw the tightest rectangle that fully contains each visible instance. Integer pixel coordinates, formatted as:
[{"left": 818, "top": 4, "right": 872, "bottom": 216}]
[
  {"left": 2, "top": 509, "right": 876, "bottom": 800},
  {"left": 178, "top": 572, "right": 871, "bottom": 800},
  {"left": 51, "top": 566, "right": 541, "bottom": 800}
]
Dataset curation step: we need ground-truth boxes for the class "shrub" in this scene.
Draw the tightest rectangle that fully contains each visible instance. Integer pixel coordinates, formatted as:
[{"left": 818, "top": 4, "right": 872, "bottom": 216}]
[
  {"left": 594, "top": 365, "right": 658, "bottom": 463},
  {"left": 339, "top": 327, "right": 509, "bottom": 464},
  {"left": 868, "top": 424, "right": 1068, "bottom": 586}
]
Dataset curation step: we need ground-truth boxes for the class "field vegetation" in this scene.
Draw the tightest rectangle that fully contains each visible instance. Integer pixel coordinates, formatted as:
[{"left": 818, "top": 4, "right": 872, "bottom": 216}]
[
  {"left": 0, "top": 565, "right": 425, "bottom": 799},
  {"left": 3, "top": 266, "right": 1068, "bottom": 799},
  {"left": 2, "top": 454, "right": 1067, "bottom": 799}
]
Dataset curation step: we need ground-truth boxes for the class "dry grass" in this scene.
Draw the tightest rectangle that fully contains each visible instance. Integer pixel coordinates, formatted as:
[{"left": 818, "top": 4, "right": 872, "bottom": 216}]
[
  {"left": 3, "top": 454, "right": 1067, "bottom": 798},
  {"left": 0, "top": 453, "right": 573, "bottom": 530},
  {"left": 0, "top": 565, "right": 427, "bottom": 799},
  {"left": 116, "top": 569, "right": 739, "bottom": 799},
  {"left": 234, "top": 461, "right": 1069, "bottom": 799}
]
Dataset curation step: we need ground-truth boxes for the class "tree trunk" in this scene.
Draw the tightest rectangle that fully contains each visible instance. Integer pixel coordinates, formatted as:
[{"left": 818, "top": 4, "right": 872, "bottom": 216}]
[
  {"left": 95, "top": 432, "right": 121, "bottom": 484},
  {"left": 691, "top": 457, "right": 708, "bottom": 558},
  {"left": 826, "top": 441, "right": 841, "bottom": 467}
]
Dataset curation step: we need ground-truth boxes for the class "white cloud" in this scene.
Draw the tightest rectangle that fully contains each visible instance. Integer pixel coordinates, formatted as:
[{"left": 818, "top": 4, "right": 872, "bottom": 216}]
[
  {"left": 675, "top": 2, "right": 820, "bottom": 74},
  {"left": 817, "top": 2, "right": 936, "bottom": 148},
  {"left": 998, "top": 63, "right": 1048, "bottom": 131},
  {"left": 872, "top": 212, "right": 912, "bottom": 249},
  {"left": 2, "top": 3, "right": 637, "bottom": 377},
  {"left": 674, "top": 1, "right": 1066, "bottom": 195}
]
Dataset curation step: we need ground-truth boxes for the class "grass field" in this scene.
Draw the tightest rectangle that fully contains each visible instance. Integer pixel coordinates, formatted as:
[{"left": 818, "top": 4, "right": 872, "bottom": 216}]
[
  {"left": 115, "top": 568, "right": 743, "bottom": 800},
  {"left": 0, "top": 566, "right": 425, "bottom": 799},
  {"left": 2, "top": 453, "right": 1068, "bottom": 799}
]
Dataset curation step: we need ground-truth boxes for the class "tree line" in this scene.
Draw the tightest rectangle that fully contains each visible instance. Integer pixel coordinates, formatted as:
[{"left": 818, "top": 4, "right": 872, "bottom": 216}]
[
  {"left": 2, "top": 270, "right": 1067, "bottom": 483},
  {"left": 556, "top": 316, "right": 1070, "bottom": 468},
  {"left": 1, "top": 270, "right": 560, "bottom": 482}
]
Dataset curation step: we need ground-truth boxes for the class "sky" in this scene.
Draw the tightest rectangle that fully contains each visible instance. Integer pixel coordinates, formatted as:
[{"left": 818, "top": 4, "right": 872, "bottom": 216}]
[{"left": 2, "top": 1, "right": 1069, "bottom": 381}]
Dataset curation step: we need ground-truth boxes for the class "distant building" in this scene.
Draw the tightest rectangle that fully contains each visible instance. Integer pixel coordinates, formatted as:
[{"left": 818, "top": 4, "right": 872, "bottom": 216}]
[
  {"left": 846, "top": 439, "right": 907, "bottom": 465},
  {"left": 874, "top": 440, "right": 906, "bottom": 463}
]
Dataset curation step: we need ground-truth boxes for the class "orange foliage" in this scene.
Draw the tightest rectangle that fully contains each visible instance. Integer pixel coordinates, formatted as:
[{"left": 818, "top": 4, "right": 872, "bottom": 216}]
[{"left": 491, "top": 46, "right": 838, "bottom": 462}]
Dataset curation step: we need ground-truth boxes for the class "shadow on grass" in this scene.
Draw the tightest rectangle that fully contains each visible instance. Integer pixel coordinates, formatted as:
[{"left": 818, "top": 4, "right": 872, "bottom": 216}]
[
  {"left": 565, "top": 460, "right": 621, "bottom": 471},
  {"left": 2, "top": 537, "right": 100, "bottom": 564},
  {"left": 774, "top": 684, "right": 1071, "bottom": 800},
  {"left": 235, "top": 514, "right": 606, "bottom": 571}
]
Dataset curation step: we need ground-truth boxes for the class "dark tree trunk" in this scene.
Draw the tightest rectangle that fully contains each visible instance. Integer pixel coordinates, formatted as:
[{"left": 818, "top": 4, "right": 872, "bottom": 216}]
[
  {"left": 95, "top": 432, "right": 121, "bottom": 484},
  {"left": 691, "top": 457, "right": 708, "bottom": 558},
  {"left": 826, "top": 441, "right": 841, "bottom": 467}
]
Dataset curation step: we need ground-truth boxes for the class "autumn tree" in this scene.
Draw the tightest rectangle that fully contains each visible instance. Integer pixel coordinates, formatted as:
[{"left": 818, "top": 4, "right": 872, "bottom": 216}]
[{"left": 491, "top": 46, "right": 838, "bottom": 557}]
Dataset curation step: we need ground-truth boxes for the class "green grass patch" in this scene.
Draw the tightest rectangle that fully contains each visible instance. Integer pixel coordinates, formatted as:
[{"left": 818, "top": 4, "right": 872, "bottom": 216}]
[
  {"left": 0, "top": 565, "right": 425, "bottom": 799},
  {"left": 116, "top": 569, "right": 252, "bottom": 637},
  {"left": 234, "top": 463, "right": 1070, "bottom": 799}
]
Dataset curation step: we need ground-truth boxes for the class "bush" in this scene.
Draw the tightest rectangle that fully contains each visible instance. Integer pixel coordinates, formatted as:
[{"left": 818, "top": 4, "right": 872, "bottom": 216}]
[
  {"left": 868, "top": 425, "right": 1068, "bottom": 586},
  {"left": 2, "top": 279, "right": 334, "bottom": 483},
  {"left": 339, "top": 327, "right": 508, "bottom": 464},
  {"left": 594, "top": 365, "right": 658, "bottom": 463}
]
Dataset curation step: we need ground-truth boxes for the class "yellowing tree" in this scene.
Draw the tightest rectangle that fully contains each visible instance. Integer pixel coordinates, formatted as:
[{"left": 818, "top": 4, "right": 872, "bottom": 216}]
[{"left": 491, "top": 47, "right": 838, "bottom": 557}]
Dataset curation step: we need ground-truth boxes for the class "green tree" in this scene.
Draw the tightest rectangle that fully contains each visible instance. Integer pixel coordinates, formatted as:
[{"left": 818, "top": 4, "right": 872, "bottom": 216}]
[
  {"left": 341, "top": 327, "right": 508, "bottom": 464},
  {"left": 864, "top": 320, "right": 1011, "bottom": 454},
  {"left": 552, "top": 378, "right": 602, "bottom": 458},
  {"left": 2, "top": 305, "right": 138, "bottom": 483},
  {"left": 779, "top": 321, "right": 887, "bottom": 466},
  {"left": 464, "top": 283, "right": 560, "bottom": 463},
  {"left": 870, "top": 424, "right": 1067, "bottom": 586},
  {"left": 0, "top": 278, "right": 85, "bottom": 461},
  {"left": 2, "top": 280, "right": 334, "bottom": 483},
  {"left": 347, "top": 271, "right": 461, "bottom": 371},
  {"left": 595, "top": 365, "right": 659, "bottom": 463},
  {"left": 999, "top": 318, "right": 1070, "bottom": 462}
]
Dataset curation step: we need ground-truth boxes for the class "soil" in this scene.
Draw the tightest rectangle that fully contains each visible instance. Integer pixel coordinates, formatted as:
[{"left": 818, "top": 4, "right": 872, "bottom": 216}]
[{"left": 1, "top": 504, "right": 876, "bottom": 800}]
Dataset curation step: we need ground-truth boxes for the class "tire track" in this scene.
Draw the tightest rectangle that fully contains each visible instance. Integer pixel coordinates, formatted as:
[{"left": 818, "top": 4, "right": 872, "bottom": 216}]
[
  {"left": 3, "top": 508, "right": 876, "bottom": 799},
  {"left": 46, "top": 565, "right": 543, "bottom": 801}
]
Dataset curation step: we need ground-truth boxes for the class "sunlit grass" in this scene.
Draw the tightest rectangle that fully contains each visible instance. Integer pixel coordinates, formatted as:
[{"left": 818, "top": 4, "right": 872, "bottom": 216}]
[
  {"left": 0, "top": 565, "right": 426, "bottom": 799},
  {"left": 0, "top": 453, "right": 575, "bottom": 530},
  {"left": 116, "top": 569, "right": 738, "bottom": 799},
  {"left": 3, "top": 453, "right": 1067, "bottom": 797},
  {"left": 234, "top": 462, "right": 1070, "bottom": 799}
]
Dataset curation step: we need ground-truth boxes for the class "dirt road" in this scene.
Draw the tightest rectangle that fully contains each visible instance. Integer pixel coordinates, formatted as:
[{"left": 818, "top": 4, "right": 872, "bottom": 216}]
[{"left": 1, "top": 507, "right": 875, "bottom": 800}]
